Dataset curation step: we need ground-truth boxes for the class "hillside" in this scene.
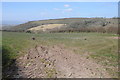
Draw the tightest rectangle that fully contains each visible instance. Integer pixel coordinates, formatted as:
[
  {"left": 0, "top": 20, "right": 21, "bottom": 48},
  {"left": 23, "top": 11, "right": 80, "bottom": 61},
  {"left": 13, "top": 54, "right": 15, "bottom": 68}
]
[{"left": 6, "top": 18, "right": 118, "bottom": 33}]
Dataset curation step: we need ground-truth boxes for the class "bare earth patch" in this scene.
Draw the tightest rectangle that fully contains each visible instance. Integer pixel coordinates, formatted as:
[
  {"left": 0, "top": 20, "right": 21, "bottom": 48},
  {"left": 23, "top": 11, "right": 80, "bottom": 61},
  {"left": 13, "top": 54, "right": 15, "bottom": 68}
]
[
  {"left": 109, "top": 37, "right": 120, "bottom": 39},
  {"left": 5, "top": 45, "right": 110, "bottom": 78}
]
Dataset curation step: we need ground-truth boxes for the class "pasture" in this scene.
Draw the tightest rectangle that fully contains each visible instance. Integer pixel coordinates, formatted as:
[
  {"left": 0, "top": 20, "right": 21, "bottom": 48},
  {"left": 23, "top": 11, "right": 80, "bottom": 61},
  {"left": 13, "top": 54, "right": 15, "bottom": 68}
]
[{"left": 2, "top": 31, "right": 118, "bottom": 78}]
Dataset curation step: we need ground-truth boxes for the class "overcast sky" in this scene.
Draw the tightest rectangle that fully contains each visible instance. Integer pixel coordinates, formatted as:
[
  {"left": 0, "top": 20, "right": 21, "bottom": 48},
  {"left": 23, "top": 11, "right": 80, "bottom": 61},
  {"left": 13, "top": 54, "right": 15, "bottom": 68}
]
[{"left": 2, "top": 2, "right": 118, "bottom": 24}]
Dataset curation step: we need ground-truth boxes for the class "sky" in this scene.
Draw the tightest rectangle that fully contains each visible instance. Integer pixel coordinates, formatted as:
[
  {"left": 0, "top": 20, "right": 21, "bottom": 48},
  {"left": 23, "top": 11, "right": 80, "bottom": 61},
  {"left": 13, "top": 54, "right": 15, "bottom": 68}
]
[
  {"left": 1, "top": 0, "right": 119, "bottom": 2},
  {"left": 2, "top": 2, "right": 118, "bottom": 25}
]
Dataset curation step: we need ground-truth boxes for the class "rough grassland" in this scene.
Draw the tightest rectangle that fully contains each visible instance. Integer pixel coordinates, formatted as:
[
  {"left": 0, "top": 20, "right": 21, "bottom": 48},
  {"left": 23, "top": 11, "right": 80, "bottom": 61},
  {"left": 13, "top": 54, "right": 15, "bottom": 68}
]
[{"left": 2, "top": 31, "right": 118, "bottom": 78}]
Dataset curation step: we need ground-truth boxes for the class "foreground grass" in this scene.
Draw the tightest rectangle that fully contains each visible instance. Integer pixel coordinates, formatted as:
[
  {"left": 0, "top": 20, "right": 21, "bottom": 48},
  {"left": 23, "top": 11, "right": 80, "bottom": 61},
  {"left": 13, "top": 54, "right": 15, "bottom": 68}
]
[{"left": 2, "top": 31, "right": 118, "bottom": 78}]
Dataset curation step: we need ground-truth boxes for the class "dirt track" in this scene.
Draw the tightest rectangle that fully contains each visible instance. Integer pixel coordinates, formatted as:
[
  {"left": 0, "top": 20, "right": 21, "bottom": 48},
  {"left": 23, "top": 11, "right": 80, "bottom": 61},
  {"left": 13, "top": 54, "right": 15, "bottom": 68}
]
[{"left": 5, "top": 45, "right": 110, "bottom": 78}]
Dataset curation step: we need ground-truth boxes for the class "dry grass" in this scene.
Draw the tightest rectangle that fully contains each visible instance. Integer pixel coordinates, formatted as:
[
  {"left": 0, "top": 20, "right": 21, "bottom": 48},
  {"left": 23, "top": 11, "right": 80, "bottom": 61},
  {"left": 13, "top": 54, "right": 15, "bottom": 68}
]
[{"left": 28, "top": 24, "right": 65, "bottom": 31}]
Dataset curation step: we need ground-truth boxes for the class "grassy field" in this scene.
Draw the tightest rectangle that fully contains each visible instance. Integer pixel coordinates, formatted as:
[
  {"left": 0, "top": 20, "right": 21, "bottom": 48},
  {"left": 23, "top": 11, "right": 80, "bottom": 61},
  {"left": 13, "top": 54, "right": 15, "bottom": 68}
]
[{"left": 2, "top": 31, "right": 118, "bottom": 77}]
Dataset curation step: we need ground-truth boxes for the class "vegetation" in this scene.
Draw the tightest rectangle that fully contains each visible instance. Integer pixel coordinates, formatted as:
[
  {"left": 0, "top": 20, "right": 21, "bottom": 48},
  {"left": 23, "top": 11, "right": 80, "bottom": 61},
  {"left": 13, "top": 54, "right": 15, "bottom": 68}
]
[
  {"left": 2, "top": 31, "right": 118, "bottom": 77},
  {"left": 4, "top": 18, "right": 118, "bottom": 34}
]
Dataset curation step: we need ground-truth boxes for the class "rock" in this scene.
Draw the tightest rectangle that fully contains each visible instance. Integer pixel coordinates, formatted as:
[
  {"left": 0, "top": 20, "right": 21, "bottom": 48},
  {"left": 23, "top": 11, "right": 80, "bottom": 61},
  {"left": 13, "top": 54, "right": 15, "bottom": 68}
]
[
  {"left": 32, "top": 37, "right": 36, "bottom": 40},
  {"left": 44, "top": 65, "right": 46, "bottom": 67},
  {"left": 46, "top": 51, "right": 48, "bottom": 54}
]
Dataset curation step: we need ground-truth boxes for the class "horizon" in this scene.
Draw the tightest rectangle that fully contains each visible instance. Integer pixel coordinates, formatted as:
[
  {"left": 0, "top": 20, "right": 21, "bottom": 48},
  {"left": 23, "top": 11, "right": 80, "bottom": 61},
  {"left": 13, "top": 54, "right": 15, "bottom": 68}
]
[
  {"left": 2, "top": 17, "right": 118, "bottom": 25},
  {"left": 2, "top": 2, "right": 118, "bottom": 25}
]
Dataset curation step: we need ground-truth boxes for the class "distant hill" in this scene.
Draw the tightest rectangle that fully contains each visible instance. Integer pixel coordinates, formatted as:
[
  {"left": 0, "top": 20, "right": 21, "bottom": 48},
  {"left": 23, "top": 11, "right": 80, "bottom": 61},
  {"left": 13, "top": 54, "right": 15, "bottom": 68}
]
[
  {"left": 2, "top": 24, "right": 16, "bottom": 30},
  {"left": 5, "top": 18, "right": 118, "bottom": 33}
]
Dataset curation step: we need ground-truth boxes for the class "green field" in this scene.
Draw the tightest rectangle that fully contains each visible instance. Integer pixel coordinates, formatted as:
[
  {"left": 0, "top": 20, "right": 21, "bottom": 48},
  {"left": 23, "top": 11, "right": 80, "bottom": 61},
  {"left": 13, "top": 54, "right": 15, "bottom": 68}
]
[{"left": 2, "top": 31, "right": 118, "bottom": 77}]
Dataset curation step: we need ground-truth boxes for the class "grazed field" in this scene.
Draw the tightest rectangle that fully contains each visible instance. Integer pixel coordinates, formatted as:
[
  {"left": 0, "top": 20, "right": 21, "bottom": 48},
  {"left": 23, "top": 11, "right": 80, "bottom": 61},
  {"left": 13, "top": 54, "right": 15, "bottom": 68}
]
[{"left": 2, "top": 32, "right": 118, "bottom": 78}]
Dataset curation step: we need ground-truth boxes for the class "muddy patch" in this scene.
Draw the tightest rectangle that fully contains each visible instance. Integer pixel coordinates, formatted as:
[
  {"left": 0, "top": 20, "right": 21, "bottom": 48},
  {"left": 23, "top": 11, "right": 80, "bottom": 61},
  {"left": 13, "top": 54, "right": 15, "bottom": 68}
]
[
  {"left": 109, "top": 37, "right": 120, "bottom": 39},
  {"left": 4, "top": 45, "right": 111, "bottom": 78}
]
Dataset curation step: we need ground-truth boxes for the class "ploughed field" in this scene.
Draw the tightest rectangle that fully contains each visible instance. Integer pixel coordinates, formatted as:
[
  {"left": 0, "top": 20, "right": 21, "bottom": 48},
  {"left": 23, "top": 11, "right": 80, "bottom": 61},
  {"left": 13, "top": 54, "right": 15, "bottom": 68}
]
[{"left": 2, "top": 31, "right": 118, "bottom": 78}]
